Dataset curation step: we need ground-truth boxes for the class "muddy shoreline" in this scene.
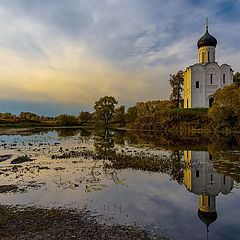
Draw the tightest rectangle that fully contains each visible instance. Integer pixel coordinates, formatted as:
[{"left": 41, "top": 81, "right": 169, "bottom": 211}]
[{"left": 0, "top": 205, "right": 165, "bottom": 240}]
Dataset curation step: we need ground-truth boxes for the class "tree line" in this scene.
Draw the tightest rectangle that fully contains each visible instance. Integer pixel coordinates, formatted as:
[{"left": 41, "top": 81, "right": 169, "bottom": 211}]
[{"left": 0, "top": 71, "right": 239, "bottom": 130}]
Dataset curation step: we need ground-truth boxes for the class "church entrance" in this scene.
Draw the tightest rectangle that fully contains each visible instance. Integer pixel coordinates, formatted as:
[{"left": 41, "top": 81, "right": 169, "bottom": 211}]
[{"left": 209, "top": 97, "right": 214, "bottom": 107}]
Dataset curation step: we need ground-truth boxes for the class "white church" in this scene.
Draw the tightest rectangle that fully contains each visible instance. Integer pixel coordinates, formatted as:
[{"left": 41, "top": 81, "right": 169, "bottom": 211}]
[{"left": 184, "top": 19, "right": 234, "bottom": 108}]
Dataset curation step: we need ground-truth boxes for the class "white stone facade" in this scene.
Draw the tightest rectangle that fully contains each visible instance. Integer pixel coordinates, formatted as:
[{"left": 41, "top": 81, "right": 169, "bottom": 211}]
[
  {"left": 184, "top": 25, "right": 234, "bottom": 108},
  {"left": 184, "top": 151, "right": 233, "bottom": 197}
]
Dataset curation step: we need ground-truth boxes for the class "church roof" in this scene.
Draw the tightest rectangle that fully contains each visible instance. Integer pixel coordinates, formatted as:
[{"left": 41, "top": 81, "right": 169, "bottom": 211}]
[
  {"left": 198, "top": 210, "right": 217, "bottom": 227},
  {"left": 197, "top": 28, "right": 217, "bottom": 49}
]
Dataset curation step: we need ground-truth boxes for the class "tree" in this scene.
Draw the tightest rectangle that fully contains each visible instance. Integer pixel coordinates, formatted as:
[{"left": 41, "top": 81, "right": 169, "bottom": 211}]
[
  {"left": 114, "top": 105, "right": 125, "bottom": 126},
  {"left": 79, "top": 111, "right": 92, "bottom": 124},
  {"left": 233, "top": 72, "right": 240, "bottom": 86},
  {"left": 57, "top": 114, "right": 79, "bottom": 126},
  {"left": 169, "top": 70, "right": 184, "bottom": 108},
  {"left": 93, "top": 96, "right": 118, "bottom": 124},
  {"left": 1, "top": 112, "right": 13, "bottom": 119},
  {"left": 19, "top": 112, "right": 40, "bottom": 121},
  {"left": 125, "top": 106, "right": 138, "bottom": 123},
  {"left": 208, "top": 83, "right": 240, "bottom": 129}
]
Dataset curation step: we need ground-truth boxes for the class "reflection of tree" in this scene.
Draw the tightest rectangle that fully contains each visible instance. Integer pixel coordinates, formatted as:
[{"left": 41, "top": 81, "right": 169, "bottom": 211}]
[
  {"left": 206, "top": 135, "right": 240, "bottom": 183},
  {"left": 168, "top": 151, "right": 184, "bottom": 184},
  {"left": 80, "top": 129, "right": 92, "bottom": 137},
  {"left": 123, "top": 130, "right": 240, "bottom": 153},
  {"left": 207, "top": 134, "right": 240, "bottom": 154},
  {"left": 105, "top": 150, "right": 184, "bottom": 185},
  {"left": 94, "top": 128, "right": 116, "bottom": 158},
  {"left": 55, "top": 128, "right": 92, "bottom": 138},
  {"left": 212, "top": 152, "right": 240, "bottom": 183},
  {"left": 55, "top": 128, "right": 81, "bottom": 137},
  {"left": 113, "top": 130, "right": 125, "bottom": 145}
]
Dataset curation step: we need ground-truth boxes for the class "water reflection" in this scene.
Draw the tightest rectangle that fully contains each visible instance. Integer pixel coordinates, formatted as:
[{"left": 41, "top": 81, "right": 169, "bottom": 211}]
[
  {"left": 0, "top": 128, "right": 240, "bottom": 239},
  {"left": 184, "top": 151, "right": 234, "bottom": 239}
]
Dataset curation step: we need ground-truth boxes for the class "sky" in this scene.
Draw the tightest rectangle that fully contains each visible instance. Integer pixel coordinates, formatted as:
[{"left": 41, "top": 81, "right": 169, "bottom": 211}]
[{"left": 0, "top": 0, "right": 240, "bottom": 116}]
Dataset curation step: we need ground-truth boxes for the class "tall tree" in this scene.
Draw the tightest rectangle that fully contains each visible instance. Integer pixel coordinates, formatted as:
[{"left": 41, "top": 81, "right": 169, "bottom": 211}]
[
  {"left": 114, "top": 105, "right": 126, "bottom": 126},
  {"left": 169, "top": 70, "right": 184, "bottom": 108},
  {"left": 79, "top": 111, "right": 92, "bottom": 125},
  {"left": 93, "top": 96, "right": 118, "bottom": 124},
  {"left": 125, "top": 106, "right": 138, "bottom": 123}
]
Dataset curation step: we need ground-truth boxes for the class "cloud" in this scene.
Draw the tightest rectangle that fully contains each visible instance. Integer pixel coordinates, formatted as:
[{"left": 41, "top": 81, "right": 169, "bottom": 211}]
[{"left": 0, "top": 0, "right": 239, "bottom": 114}]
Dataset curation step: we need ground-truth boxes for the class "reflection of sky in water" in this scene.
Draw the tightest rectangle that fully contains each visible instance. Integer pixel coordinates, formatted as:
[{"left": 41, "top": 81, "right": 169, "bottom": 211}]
[{"left": 0, "top": 129, "right": 240, "bottom": 240}]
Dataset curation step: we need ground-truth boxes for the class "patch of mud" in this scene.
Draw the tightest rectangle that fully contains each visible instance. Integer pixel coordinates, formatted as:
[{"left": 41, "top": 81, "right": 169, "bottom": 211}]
[
  {"left": 0, "top": 155, "right": 12, "bottom": 162},
  {"left": 10, "top": 155, "right": 35, "bottom": 164},
  {"left": 0, "top": 205, "right": 164, "bottom": 240},
  {"left": 0, "top": 185, "right": 18, "bottom": 193}
]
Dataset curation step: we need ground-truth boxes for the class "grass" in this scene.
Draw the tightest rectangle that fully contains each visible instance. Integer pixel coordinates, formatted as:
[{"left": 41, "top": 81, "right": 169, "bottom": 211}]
[{"left": 159, "top": 108, "right": 208, "bottom": 114}]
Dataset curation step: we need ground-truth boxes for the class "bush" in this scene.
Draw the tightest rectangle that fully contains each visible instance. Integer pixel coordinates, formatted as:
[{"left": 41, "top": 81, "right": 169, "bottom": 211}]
[
  {"left": 57, "top": 114, "right": 79, "bottom": 126},
  {"left": 208, "top": 84, "right": 240, "bottom": 130}
]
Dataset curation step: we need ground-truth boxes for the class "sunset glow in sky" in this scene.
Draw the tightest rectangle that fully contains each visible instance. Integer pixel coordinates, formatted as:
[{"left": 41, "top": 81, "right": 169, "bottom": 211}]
[{"left": 0, "top": 0, "right": 240, "bottom": 115}]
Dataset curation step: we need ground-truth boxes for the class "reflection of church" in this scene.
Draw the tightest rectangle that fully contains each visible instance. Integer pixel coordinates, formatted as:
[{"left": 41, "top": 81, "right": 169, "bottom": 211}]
[{"left": 184, "top": 151, "right": 234, "bottom": 237}]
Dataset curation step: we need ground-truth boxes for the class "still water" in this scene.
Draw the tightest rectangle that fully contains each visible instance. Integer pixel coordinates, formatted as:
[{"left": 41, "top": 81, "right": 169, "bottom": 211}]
[{"left": 0, "top": 128, "right": 239, "bottom": 240}]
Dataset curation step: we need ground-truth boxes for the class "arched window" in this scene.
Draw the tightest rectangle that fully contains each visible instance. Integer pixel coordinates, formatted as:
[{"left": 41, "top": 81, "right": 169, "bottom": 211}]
[
  {"left": 223, "top": 74, "right": 225, "bottom": 84},
  {"left": 196, "top": 170, "right": 199, "bottom": 178},
  {"left": 196, "top": 81, "right": 199, "bottom": 88},
  {"left": 209, "top": 97, "right": 214, "bottom": 107},
  {"left": 210, "top": 74, "right": 213, "bottom": 84},
  {"left": 208, "top": 51, "right": 210, "bottom": 62},
  {"left": 208, "top": 197, "right": 211, "bottom": 206}
]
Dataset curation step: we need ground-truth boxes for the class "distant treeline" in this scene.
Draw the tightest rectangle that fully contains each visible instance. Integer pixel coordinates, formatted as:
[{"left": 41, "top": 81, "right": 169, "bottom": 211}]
[{"left": 0, "top": 78, "right": 240, "bottom": 132}]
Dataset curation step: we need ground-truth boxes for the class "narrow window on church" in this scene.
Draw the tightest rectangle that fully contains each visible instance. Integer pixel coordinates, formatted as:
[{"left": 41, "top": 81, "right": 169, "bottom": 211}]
[
  {"left": 196, "top": 81, "right": 199, "bottom": 88},
  {"left": 202, "top": 52, "right": 204, "bottom": 62},
  {"left": 211, "top": 174, "right": 213, "bottom": 185},
  {"left": 223, "top": 175, "right": 226, "bottom": 185},
  {"left": 210, "top": 74, "right": 213, "bottom": 84},
  {"left": 208, "top": 197, "right": 211, "bottom": 207},
  {"left": 223, "top": 74, "right": 225, "bottom": 84},
  {"left": 208, "top": 51, "right": 210, "bottom": 62},
  {"left": 187, "top": 99, "right": 188, "bottom": 108},
  {"left": 196, "top": 170, "right": 199, "bottom": 178}
]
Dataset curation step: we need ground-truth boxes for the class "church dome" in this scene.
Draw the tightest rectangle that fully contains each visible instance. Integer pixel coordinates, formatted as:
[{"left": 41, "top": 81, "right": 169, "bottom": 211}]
[
  {"left": 197, "top": 29, "right": 217, "bottom": 49},
  {"left": 198, "top": 210, "right": 218, "bottom": 227}
]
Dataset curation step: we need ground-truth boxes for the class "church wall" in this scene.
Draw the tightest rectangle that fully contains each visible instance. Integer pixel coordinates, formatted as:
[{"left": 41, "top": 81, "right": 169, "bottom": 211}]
[
  {"left": 221, "top": 176, "right": 234, "bottom": 195},
  {"left": 205, "top": 63, "right": 221, "bottom": 107},
  {"left": 191, "top": 64, "right": 205, "bottom": 108},
  {"left": 185, "top": 151, "right": 234, "bottom": 196},
  {"left": 220, "top": 64, "right": 233, "bottom": 87},
  {"left": 184, "top": 67, "right": 192, "bottom": 108},
  {"left": 185, "top": 62, "right": 233, "bottom": 108},
  {"left": 190, "top": 151, "right": 207, "bottom": 195}
]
